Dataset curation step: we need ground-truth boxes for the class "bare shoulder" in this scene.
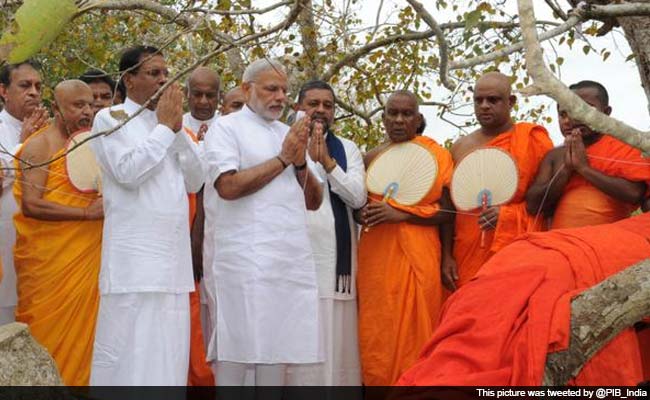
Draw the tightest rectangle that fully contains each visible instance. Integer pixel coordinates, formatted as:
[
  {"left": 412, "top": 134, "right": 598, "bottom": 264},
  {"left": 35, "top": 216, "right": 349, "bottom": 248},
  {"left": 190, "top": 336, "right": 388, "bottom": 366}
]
[
  {"left": 450, "top": 131, "right": 481, "bottom": 162},
  {"left": 363, "top": 142, "right": 390, "bottom": 168},
  {"left": 20, "top": 132, "right": 50, "bottom": 164}
]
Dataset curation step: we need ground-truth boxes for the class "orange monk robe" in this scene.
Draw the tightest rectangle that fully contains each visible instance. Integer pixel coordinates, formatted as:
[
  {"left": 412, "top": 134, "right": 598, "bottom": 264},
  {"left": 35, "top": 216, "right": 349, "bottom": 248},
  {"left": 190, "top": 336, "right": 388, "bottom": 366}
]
[
  {"left": 12, "top": 133, "right": 102, "bottom": 386},
  {"left": 454, "top": 122, "right": 553, "bottom": 287},
  {"left": 397, "top": 213, "right": 650, "bottom": 386},
  {"left": 357, "top": 136, "right": 453, "bottom": 386},
  {"left": 552, "top": 135, "right": 650, "bottom": 229},
  {"left": 185, "top": 127, "right": 215, "bottom": 386}
]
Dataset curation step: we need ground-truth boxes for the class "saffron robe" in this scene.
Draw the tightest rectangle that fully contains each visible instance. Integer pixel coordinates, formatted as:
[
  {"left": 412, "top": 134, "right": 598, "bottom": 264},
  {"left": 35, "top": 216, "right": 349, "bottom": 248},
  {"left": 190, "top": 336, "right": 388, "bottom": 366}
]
[
  {"left": 357, "top": 136, "right": 453, "bottom": 386},
  {"left": 552, "top": 135, "right": 650, "bottom": 229},
  {"left": 13, "top": 137, "right": 102, "bottom": 386},
  {"left": 454, "top": 122, "right": 552, "bottom": 287},
  {"left": 397, "top": 213, "right": 650, "bottom": 386}
]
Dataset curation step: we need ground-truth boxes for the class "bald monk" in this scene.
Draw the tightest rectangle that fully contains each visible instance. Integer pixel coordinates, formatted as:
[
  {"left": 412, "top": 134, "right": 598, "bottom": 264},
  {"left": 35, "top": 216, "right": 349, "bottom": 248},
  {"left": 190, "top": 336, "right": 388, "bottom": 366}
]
[
  {"left": 444, "top": 72, "right": 553, "bottom": 290},
  {"left": 220, "top": 86, "right": 245, "bottom": 115},
  {"left": 13, "top": 80, "right": 103, "bottom": 385},
  {"left": 398, "top": 212, "right": 650, "bottom": 386},
  {"left": 526, "top": 80, "right": 650, "bottom": 228},
  {"left": 183, "top": 66, "right": 219, "bottom": 386},
  {"left": 356, "top": 90, "right": 454, "bottom": 385}
]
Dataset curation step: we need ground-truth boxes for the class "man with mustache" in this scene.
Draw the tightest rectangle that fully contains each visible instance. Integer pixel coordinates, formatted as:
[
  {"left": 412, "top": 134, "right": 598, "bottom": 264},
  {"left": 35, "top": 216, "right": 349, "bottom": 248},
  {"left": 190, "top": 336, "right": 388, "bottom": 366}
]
[
  {"left": 79, "top": 69, "right": 118, "bottom": 115},
  {"left": 444, "top": 71, "right": 553, "bottom": 291},
  {"left": 13, "top": 80, "right": 103, "bottom": 385},
  {"left": 204, "top": 58, "right": 322, "bottom": 388},
  {"left": 526, "top": 80, "right": 650, "bottom": 228},
  {"left": 0, "top": 60, "right": 47, "bottom": 325},
  {"left": 286, "top": 80, "right": 366, "bottom": 386},
  {"left": 90, "top": 45, "right": 204, "bottom": 385},
  {"left": 220, "top": 86, "right": 246, "bottom": 115}
]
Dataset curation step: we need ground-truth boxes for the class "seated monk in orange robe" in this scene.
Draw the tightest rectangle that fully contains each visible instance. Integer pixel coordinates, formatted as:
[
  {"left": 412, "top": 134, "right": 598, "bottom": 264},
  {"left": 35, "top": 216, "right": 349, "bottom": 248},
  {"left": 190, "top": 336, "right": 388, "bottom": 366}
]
[
  {"left": 13, "top": 80, "right": 103, "bottom": 386},
  {"left": 397, "top": 212, "right": 650, "bottom": 386},
  {"left": 526, "top": 80, "right": 650, "bottom": 229},
  {"left": 444, "top": 72, "right": 553, "bottom": 291},
  {"left": 356, "top": 91, "right": 454, "bottom": 386}
]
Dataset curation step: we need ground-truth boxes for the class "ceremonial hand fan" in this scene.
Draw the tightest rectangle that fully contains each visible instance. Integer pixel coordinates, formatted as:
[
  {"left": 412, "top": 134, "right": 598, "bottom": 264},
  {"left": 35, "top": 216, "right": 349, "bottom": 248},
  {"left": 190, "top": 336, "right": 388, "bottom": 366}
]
[
  {"left": 451, "top": 147, "right": 518, "bottom": 247},
  {"left": 365, "top": 141, "right": 438, "bottom": 230},
  {"left": 65, "top": 130, "right": 102, "bottom": 193}
]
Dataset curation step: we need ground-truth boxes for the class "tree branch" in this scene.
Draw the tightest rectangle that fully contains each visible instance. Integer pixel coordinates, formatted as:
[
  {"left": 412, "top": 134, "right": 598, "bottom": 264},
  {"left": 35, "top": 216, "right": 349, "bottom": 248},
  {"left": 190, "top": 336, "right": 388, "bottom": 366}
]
[
  {"left": 517, "top": 0, "right": 650, "bottom": 154},
  {"left": 543, "top": 259, "right": 650, "bottom": 385},
  {"left": 405, "top": 0, "right": 454, "bottom": 91}
]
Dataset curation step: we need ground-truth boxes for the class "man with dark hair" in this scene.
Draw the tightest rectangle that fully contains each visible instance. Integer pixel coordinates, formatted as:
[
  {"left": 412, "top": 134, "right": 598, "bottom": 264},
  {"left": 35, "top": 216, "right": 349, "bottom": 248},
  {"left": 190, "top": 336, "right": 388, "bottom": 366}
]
[
  {"left": 220, "top": 86, "right": 245, "bottom": 115},
  {"left": 286, "top": 79, "right": 366, "bottom": 386},
  {"left": 89, "top": 45, "right": 204, "bottom": 385},
  {"left": 79, "top": 69, "right": 117, "bottom": 114},
  {"left": 526, "top": 80, "right": 650, "bottom": 228},
  {"left": 0, "top": 60, "right": 47, "bottom": 325}
]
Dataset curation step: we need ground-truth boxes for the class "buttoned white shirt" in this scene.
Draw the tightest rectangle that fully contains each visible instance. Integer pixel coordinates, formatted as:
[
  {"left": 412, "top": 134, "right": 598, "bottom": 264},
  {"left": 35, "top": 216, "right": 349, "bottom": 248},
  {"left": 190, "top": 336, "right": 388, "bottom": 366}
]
[
  {"left": 91, "top": 98, "right": 204, "bottom": 294},
  {"left": 0, "top": 109, "right": 22, "bottom": 307},
  {"left": 306, "top": 133, "right": 366, "bottom": 300}
]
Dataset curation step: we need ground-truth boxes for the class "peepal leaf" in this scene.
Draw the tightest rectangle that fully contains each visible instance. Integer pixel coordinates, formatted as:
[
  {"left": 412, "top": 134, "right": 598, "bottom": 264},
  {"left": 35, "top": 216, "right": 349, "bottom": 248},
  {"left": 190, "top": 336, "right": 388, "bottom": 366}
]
[{"left": 0, "top": 0, "right": 79, "bottom": 63}]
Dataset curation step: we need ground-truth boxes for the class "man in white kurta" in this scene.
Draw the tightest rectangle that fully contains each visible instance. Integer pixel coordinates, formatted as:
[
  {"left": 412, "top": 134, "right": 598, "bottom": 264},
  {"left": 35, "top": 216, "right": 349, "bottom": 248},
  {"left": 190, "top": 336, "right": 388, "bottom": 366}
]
[
  {"left": 203, "top": 59, "right": 323, "bottom": 387},
  {"left": 286, "top": 80, "right": 366, "bottom": 386},
  {"left": 0, "top": 61, "right": 45, "bottom": 325},
  {"left": 89, "top": 46, "right": 204, "bottom": 385}
]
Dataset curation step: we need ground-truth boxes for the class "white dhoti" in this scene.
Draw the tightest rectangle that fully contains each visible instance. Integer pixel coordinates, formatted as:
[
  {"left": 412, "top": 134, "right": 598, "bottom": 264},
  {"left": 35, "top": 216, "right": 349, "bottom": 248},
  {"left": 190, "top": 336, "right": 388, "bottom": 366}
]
[
  {"left": 286, "top": 298, "right": 361, "bottom": 385},
  {"left": 90, "top": 292, "right": 190, "bottom": 386}
]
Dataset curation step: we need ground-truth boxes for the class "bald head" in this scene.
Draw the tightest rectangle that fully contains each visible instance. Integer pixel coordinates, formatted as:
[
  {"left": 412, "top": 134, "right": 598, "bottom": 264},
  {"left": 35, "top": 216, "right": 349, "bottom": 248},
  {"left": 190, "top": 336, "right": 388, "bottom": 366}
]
[
  {"left": 383, "top": 90, "right": 422, "bottom": 143},
  {"left": 473, "top": 72, "right": 515, "bottom": 133},
  {"left": 221, "top": 87, "right": 246, "bottom": 115},
  {"left": 53, "top": 80, "right": 94, "bottom": 133},
  {"left": 187, "top": 67, "right": 220, "bottom": 121}
]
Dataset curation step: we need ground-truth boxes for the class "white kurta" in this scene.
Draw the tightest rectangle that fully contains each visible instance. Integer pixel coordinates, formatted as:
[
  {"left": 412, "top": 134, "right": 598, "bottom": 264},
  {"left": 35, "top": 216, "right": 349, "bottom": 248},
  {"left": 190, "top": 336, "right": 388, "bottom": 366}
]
[
  {"left": 203, "top": 105, "right": 321, "bottom": 364},
  {"left": 287, "top": 134, "right": 366, "bottom": 386},
  {"left": 90, "top": 98, "right": 204, "bottom": 385},
  {"left": 0, "top": 109, "right": 22, "bottom": 323}
]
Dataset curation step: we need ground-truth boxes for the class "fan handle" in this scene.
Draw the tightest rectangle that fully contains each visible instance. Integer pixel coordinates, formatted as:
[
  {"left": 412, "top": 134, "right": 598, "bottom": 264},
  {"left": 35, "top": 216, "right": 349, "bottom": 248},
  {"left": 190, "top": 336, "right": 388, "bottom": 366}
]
[
  {"left": 363, "top": 183, "right": 398, "bottom": 233},
  {"left": 480, "top": 191, "right": 488, "bottom": 248}
]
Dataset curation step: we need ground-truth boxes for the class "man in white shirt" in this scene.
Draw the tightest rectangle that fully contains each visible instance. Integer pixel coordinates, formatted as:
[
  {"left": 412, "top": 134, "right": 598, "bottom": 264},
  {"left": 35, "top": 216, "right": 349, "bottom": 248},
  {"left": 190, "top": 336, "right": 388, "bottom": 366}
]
[
  {"left": 286, "top": 80, "right": 366, "bottom": 386},
  {"left": 220, "top": 86, "right": 245, "bottom": 116},
  {"left": 204, "top": 58, "right": 323, "bottom": 388},
  {"left": 89, "top": 45, "right": 204, "bottom": 385},
  {"left": 0, "top": 60, "right": 47, "bottom": 325}
]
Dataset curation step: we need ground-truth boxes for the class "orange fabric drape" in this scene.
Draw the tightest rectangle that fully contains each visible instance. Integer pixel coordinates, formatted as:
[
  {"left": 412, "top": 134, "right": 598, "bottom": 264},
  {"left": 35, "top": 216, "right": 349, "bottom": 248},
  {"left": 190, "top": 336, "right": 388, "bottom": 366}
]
[
  {"left": 454, "top": 122, "right": 553, "bottom": 287},
  {"left": 185, "top": 127, "right": 215, "bottom": 386},
  {"left": 398, "top": 213, "right": 650, "bottom": 386},
  {"left": 357, "top": 136, "right": 453, "bottom": 386},
  {"left": 12, "top": 132, "right": 102, "bottom": 386},
  {"left": 552, "top": 135, "right": 650, "bottom": 229}
]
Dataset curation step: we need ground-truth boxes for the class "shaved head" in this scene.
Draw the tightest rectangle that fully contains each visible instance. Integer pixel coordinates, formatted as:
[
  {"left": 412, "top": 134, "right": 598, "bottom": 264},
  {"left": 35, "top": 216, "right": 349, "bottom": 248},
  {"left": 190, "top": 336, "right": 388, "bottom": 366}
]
[
  {"left": 383, "top": 90, "right": 422, "bottom": 143},
  {"left": 473, "top": 71, "right": 515, "bottom": 133},
  {"left": 475, "top": 71, "right": 512, "bottom": 97},
  {"left": 187, "top": 66, "right": 220, "bottom": 120},
  {"left": 386, "top": 90, "right": 420, "bottom": 112},
  {"left": 221, "top": 86, "right": 245, "bottom": 115},
  {"left": 53, "top": 79, "right": 93, "bottom": 133},
  {"left": 187, "top": 66, "right": 220, "bottom": 92}
]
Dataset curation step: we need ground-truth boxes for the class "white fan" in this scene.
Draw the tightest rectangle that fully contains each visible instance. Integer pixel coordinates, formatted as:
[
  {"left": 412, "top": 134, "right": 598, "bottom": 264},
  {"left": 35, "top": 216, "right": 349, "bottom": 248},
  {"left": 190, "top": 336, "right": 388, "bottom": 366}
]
[
  {"left": 366, "top": 141, "right": 438, "bottom": 206},
  {"left": 65, "top": 130, "right": 102, "bottom": 193},
  {"left": 451, "top": 147, "right": 518, "bottom": 211}
]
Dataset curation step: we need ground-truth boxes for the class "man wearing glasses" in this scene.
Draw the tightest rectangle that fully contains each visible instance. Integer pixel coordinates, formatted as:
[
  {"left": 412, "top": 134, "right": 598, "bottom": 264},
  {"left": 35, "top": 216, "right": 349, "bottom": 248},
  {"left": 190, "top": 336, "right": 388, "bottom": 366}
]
[{"left": 89, "top": 45, "right": 204, "bottom": 385}]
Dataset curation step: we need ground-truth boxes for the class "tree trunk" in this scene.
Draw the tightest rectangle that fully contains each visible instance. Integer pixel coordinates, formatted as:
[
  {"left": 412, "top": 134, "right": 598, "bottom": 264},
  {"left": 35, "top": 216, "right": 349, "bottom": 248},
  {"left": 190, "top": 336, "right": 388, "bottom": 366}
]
[{"left": 616, "top": 0, "right": 650, "bottom": 115}]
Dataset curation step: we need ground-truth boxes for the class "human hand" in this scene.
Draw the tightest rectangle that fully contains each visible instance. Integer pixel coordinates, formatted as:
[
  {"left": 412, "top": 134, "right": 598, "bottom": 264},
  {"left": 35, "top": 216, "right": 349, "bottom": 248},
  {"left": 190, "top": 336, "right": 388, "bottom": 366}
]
[
  {"left": 478, "top": 206, "right": 499, "bottom": 231},
  {"left": 441, "top": 255, "right": 459, "bottom": 292},
  {"left": 20, "top": 106, "right": 49, "bottom": 142},
  {"left": 156, "top": 83, "right": 184, "bottom": 132}
]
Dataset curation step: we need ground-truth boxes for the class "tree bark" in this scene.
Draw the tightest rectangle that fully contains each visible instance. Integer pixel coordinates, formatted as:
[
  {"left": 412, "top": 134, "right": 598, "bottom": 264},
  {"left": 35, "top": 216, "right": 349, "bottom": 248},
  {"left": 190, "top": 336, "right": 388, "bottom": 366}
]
[{"left": 543, "top": 259, "right": 650, "bottom": 385}]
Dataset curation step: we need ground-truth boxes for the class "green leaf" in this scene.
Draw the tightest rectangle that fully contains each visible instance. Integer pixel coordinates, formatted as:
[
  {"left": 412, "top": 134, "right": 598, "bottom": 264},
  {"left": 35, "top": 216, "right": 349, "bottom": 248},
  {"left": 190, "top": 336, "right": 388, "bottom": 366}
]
[
  {"left": 582, "top": 45, "right": 590, "bottom": 55},
  {"left": 0, "top": 0, "right": 79, "bottom": 63}
]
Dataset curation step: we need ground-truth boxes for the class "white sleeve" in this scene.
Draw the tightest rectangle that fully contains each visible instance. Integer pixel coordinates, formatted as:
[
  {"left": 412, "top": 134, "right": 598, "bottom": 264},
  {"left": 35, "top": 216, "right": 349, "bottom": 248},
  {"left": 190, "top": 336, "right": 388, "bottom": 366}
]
[
  {"left": 91, "top": 111, "right": 176, "bottom": 190},
  {"left": 173, "top": 131, "right": 205, "bottom": 193},
  {"left": 327, "top": 140, "right": 367, "bottom": 209},
  {"left": 203, "top": 120, "right": 240, "bottom": 188}
]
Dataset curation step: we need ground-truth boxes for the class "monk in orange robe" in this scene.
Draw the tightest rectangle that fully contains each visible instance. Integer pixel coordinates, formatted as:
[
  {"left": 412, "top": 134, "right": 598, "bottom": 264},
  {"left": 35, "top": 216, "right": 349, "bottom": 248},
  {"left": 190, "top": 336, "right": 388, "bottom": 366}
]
[
  {"left": 527, "top": 80, "right": 650, "bottom": 228},
  {"left": 13, "top": 80, "right": 103, "bottom": 385},
  {"left": 356, "top": 90, "right": 454, "bottom": 386},
  {"left": 445, "top": 72, "right": 552, "bottom": 291},
  {"left": 398, "top": 212, "right": 650, "bottom": 386}
]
